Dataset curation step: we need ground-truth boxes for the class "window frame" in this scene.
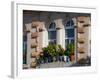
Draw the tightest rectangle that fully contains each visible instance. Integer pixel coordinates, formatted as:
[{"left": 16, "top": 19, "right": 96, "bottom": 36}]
[
  {"left": 65, "top": 19, "right": 75, "bottom": 45},
  {"left": 48, "top": 22, "right": 57, "bottom": 44}
]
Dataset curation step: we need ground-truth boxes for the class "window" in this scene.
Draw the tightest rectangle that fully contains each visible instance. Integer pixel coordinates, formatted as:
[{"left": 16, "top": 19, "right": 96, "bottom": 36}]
[
  {"left": 48, "top": 22, "right": 56, "bottom": 44},
  {"left": 65, "top": 20, "right": 74, "bottom": 46},
  {"left": 23, "top": 34, "right": 27, "bottom": 64}
]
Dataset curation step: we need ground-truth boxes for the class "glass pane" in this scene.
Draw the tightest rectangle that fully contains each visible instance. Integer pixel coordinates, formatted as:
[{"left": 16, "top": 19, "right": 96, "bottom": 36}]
[
  {"left": 65, "top": 29, "right": 74, "bottom": 37},
  {"left": 49, "top": 22, "right": 56, "bottom": 29},
  {"left": 70, "top": 20, "right": 74, "bottom": 26},
  {"left": 66, "top": 20, "right": 74, "bottom": 27},
  {"left": 23, "top": 35, "right": 27, "bottom": 41},
  {"left": 23, "top": 34, "right": 27, "bottom": 64},
  {"left": 23, "top": 41, "right": 27, "bottom": 64},
  {"left": 71, "top": 39, "right": 74, "bottom": 43},
  {"left": 66, "top": 21, "right": 70, "bottom": 26},
  {"left": 65, "top": 39, "right": 69, "bottom": 45},
  {"left": 49, "top": 40, "right": 56, "bottom": 44},
  {"left": 48, "top": 31, "right": 56, "bottom": 39}
]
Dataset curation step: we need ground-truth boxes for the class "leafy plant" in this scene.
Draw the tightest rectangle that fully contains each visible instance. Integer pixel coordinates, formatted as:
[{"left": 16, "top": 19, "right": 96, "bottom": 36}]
[
  {"left": 47, "top": 44, "right": 57, "bottom": 57},
  {"left": 65, "top": 43, "right": 75, "bottom": 55},
  {"left": 64, "top": 49, "right": 70, "bottom": 56},
  {"left": 57, "top": 45, "right": 65, "bottom": 56}
]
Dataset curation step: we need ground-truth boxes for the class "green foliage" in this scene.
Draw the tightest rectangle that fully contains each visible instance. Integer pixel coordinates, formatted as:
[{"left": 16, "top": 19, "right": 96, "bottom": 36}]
[
  {"left": 57, "top": 44, "right": 65, "bottom": 56},
  {"left": 42, "top": 47, "right": 48, "bottom": 53},
  {"left": 42, "top": 44, "right": 57, "bottom": 57},
  {"left": 47, "top": 44, "right": 57, "bottom": 57},
  {"left": 42, "top": 43, "right": 75, "bottom": 57},
  {"left": 65, "top": 43, "right": 75, "bottom": 55},
  {"left": 64, "top": 50, "right": 70, "bottom": 56}
]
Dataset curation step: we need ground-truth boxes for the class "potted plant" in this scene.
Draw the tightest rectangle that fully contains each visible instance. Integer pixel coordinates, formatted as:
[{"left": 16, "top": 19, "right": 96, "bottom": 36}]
[
  {"left": 64, "top": 49, "right": 70, "bottom": 62},
  {"left": 57, "top": 45, "right": 64, "bottom": 62},
  {"left": 42, "top": 47, "right": 49, "bottom": 63},
  {"left": 68, "top": 43, "right": 75, "bottom": 62},
  {"left": 47, "top": 44, "right": 57, "bottom": 62}
]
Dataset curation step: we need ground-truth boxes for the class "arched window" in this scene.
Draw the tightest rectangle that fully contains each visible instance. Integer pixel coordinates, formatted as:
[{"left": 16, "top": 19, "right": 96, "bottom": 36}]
[
  {"left": 23, "top": 33, "right": 27, "bottom": 64},
  {"left": 65, "top": 20, "right": 74, "bottom": 46},
  {"left": 48, "top": 22, "right": 56, "bottom": 44}
]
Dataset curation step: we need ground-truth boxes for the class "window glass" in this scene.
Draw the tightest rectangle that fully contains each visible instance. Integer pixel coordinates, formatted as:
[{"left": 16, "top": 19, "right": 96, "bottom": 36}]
[
  {"left": 65, "top": 29, "right": 74, "bottom": 37},
  {"left": 48, "top": 22, "right": 56, "bottom": 44},
  {"left": 23, "top": 35, "right": 27, "bottom": 64},
  {"left": 48, "top": 31, "right": 56, "bottom": 39},
  {"left": 65, "top": 20, "right": 74, "bottom": 46}
]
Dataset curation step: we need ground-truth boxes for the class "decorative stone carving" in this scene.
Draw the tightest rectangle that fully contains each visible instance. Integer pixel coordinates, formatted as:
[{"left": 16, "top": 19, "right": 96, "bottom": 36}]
[
  {"left": 78, "top": 47, "right": 85, "bottom": 54},
  {"left": 83, "top": 24, "right": 90, "bottom": 27},
  {"left": 31, "top": 43, "right": 38, "bottom": 48},
  {"left": 31, "top": 32, "right": 38, "bottom": 38},
  {"left": 30, "top": 61, "right": 37, "bottom": 68},
  {"left": 25, "top": 23, "right": 31, "bottom": 33},
  {"left": 78, "top": 38, "right": 85, "bottom": 44},
  {"left": 78, "top": 27, "right": 84, "bottom": 34},
  {"left": 31, "top": 52, "right": 40, "bottom": 58},
  {"left": 32, "top": 21, "right": 39, "bottom": 27},
  {"left": 54, "top": 19, "right": 63, "bottom": 29}
]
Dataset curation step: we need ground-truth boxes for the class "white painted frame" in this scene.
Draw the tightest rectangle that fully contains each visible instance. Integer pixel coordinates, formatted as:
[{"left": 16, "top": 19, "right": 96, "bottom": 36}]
[{"left": 11, "top": 1, "right": 97, "bottom": 78}]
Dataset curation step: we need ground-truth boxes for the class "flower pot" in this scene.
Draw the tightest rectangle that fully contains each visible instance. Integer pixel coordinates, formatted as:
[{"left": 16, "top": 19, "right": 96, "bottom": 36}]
[
  {"left": 44, "top": 58, "right": 48, "bottom": 63},
  {"left": 59, "top": 56, "right": 62, "bottom": 62},
  {"left": 56, "top": 55, "right": 59, "bottom": 62},
  {"left": 67, "top": 56, "right": 70, "bottom": 62},
  {"left": 48, "top": 56, "right": 51, "bottom": 63},
  {"left": 70, "top": 55, "right": 75, "bottom": 61},
  {"left": 64, "top": 56, "right": 67, "bottom": 62},
  {"left": 59, "top": 56, "right": 64, "bottom": 62},
  {"left": 53, "top": 57, "right": 56, "bottom": 62}
]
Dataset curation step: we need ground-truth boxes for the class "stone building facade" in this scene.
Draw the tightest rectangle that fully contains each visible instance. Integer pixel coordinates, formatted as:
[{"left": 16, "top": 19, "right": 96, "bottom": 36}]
[{"left": 23, "top": 10, "right": 91, "bottom": 68}]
